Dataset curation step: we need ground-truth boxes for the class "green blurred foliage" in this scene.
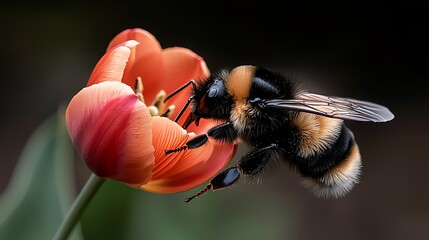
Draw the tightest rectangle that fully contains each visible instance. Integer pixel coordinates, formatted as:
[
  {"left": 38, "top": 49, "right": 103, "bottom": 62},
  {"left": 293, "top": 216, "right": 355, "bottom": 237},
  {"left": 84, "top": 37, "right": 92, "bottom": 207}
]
[
  {"left": 0, "top": 108, "right": 82, "bottom": 240},
  {"left": 80, "top": 180, "right": 297, "bottom": 240}
]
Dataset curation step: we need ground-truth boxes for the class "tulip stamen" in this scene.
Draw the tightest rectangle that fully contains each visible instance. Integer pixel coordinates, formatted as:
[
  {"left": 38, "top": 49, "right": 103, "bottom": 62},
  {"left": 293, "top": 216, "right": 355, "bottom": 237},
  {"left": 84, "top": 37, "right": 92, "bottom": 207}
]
[
  {"left": 134, "top": 80, "right": 177, "bottom": 118},
  {"left": 137, "top": 93, "right": 144, "bottom": 102},
  {"left": 134, "top": 77, "right": 143, "bottom": 93},
  {"left": 134, "top": 77, "right": 145, "bottom": 103},
  {"left": 148, "top": 106, "right": 159, "bottom": 116},
  {"left": 152, "top": 90, "right": 166, "bottom": 111},
  {"left": 149, "top": 90, "right": 178, "bottom": 119}
]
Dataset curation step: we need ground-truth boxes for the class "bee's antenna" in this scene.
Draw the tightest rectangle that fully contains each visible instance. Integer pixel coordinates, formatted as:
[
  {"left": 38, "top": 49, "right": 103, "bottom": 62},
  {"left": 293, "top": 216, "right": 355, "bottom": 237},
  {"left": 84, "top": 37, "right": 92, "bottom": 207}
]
[
  {"left": 164, "top": 80, "right": 197, "bottom": 103},
  {"left": 174, "top": 95, "right": 195, "bottom": 123},
  {"left": 184, "top": 184, "right": 212, "bottom": 204}
]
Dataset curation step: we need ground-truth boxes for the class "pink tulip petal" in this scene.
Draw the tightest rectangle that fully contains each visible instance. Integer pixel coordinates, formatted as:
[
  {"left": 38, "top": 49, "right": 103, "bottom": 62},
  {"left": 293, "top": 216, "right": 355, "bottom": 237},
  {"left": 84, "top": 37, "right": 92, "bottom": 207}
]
[
  {"left": 87, "top": 40, "right": 139, "bottom": 86},
  {"left": 66, "top": 81, "right": 155, "bottom": 185}
]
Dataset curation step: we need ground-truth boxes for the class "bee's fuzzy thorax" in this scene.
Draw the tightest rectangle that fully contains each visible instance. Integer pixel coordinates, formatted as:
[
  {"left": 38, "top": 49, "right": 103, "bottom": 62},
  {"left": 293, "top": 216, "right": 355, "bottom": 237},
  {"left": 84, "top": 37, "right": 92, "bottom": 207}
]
[{"left": 225, "top": 65, "right": 255, "bottom": 100}]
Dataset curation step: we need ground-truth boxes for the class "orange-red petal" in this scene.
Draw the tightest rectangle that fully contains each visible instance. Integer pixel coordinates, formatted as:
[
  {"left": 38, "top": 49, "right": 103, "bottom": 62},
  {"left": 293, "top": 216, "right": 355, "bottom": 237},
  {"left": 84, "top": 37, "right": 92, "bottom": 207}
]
[
  {"left": 140, "top": 116, "right": 237, "bottom": 193},
  {"left": 87, "top": 40, "right": 139, "bottom": 86},
  {"left": 66, "top": 81, "right": 155, "bottom": 185},
  {"left": 106, "top": 28, "right": 163, "bottom": 99},
  {"left": 105, "top": 28, "right": 210, "bottom": 113},
  {"left": 107, "top": 28, "right": 161, "bottom": 54},
  {"left": 161, "top": 47, "right": 210, "bottom": 92},
  {"left": 142, "top": 141, "right": 237, "bottom": 193},
  {"left": 159, "top": 47, "right": 210, "bottom": 122}
]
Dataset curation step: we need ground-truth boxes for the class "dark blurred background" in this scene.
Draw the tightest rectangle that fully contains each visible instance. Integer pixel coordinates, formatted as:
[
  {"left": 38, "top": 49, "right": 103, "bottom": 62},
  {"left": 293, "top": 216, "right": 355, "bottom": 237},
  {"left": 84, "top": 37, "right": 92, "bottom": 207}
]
[{"left": 1, "top": 1, "right": 428, "bottom": 240}]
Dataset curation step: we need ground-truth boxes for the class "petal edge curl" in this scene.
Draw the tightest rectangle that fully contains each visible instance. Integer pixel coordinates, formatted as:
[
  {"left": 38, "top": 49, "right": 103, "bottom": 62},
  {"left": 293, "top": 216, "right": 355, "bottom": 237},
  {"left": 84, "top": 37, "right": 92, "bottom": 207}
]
[{"left": 87, "top": 40, "right": 139, "bottom": 86}]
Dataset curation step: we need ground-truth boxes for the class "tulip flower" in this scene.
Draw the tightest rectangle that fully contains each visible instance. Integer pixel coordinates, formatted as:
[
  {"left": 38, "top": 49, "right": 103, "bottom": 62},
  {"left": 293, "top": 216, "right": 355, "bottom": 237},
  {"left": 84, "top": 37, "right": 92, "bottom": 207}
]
[{"left": 65, "top": 28, "right": 237, "bottom": 194}]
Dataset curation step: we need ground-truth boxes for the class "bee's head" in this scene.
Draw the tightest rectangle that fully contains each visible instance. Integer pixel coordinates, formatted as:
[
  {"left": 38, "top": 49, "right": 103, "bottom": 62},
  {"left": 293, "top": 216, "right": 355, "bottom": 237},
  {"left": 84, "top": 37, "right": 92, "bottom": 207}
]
[{"left": 184, "top": 77, "right": 232, "bottom": 128}]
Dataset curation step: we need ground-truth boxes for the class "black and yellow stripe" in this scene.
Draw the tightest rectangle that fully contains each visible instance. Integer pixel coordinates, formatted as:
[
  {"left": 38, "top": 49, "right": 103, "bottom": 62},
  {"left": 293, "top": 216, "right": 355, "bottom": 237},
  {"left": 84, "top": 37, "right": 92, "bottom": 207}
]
[{"left": 290, "top": 113, "right": 362, "bottom": 198}]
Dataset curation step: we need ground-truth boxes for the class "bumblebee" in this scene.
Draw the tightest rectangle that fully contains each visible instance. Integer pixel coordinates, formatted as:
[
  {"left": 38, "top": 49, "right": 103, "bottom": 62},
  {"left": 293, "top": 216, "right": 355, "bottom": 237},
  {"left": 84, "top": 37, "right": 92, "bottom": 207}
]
[{"left": 164, "top": 65, "right": 394, "bottom": 203}]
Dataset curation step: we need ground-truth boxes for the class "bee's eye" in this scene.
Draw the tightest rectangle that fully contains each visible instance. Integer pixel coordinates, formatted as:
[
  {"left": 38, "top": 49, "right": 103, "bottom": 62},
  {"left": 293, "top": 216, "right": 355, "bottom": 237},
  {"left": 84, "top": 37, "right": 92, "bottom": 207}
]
[
  {"left": 198, "top": 79, "right": 225, "bottom": 114},
  {"left": 208, "top": 88, "right": 217, "bottom": 98},
  {"left": 209, "top": 79, "right": 225, "bottom": 98}
]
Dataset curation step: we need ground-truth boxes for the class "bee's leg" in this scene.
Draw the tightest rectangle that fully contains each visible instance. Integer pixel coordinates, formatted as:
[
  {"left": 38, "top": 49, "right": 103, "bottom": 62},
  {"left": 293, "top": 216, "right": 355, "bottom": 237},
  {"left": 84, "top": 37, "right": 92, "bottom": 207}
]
[
  {"left": 184, "top": 143, "right": 278, "bottom": 203},
  {"left": 206, "top": 121, "right": 237, "bottom": 143},
  {"left": 164, "top": 121, "right": 237, "bottom": 155}
]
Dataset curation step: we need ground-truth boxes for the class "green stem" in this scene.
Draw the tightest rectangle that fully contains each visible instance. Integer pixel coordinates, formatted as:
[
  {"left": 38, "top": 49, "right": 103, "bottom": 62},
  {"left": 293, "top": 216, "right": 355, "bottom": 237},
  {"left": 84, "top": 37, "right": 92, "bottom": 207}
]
[{"left": 53, "top": 173, "right": 106, "bottom": 240}]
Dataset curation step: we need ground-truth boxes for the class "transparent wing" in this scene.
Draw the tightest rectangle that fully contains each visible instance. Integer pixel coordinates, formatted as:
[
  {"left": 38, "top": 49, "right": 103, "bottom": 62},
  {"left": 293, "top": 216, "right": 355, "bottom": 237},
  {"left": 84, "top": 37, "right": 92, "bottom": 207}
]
[{"left": 265, "top": 92, "right": 395, "bottom": 122}]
